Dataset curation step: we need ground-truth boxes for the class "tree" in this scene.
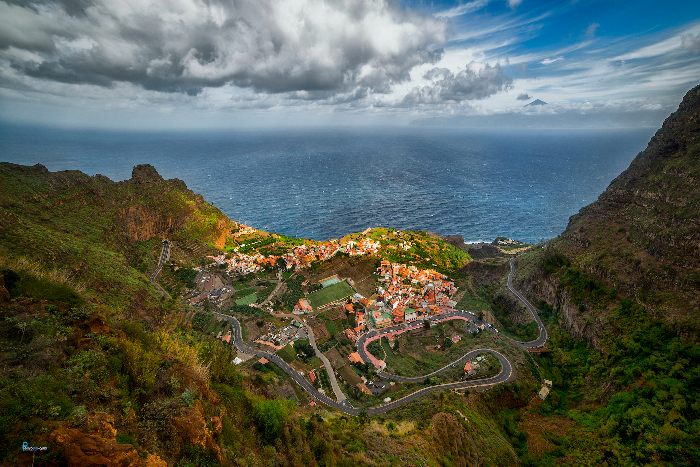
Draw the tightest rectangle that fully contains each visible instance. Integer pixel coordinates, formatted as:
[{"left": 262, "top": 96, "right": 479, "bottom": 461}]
[
  {"left": 253, "top": 399, "right": 291, "bottom": 445},
  {"left": 295, "top": 341, "right": 315, "bottom": 362},
  {"left": 358, "top": 409, "right": 370, "bottom": 426},
  {"left": 276, "top": 258, "right": 287, "bottom": 270},
  {"left": 424, "top": 319, "right": 431, "bottom": 329},
  {"left": 477, "top": 310, "right": 485, "bottom": 321}
]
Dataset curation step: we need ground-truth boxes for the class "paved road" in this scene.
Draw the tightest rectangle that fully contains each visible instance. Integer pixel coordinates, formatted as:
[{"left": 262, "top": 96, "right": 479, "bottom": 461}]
[
  {"left": 357, "top": 311, "right": 485, "bottom": 383},
  {"left": 150, "top": 240, "right": 171, "bottom": 298},
  {"left": 265, "top": 311, "right": 346, "bottom": 403},
  {"left": 216, "top": 311, "right": 513, "bottom": 416},
  {"left": 303, "top": 318, "right": 347, "bottom": 402},
  {"left": 260, "top": 272, "right": 284, "bottom": 306},
  {"left": 507, "top": 258, "right": 548, "bottom": 348},
  {"left": 215, "top": 255, "right": 546, "bottom": 416}
]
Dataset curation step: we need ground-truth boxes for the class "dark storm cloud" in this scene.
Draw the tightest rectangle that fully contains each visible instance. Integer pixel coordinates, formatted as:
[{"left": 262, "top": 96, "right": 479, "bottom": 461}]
[
  {"left": 400, "top": 63, "right": 513, "bottom": 106},
  {"left": 0, "top": 0, "right": 446, "bottom": 97},
  {"left": 516, "top": 93, "right": 531, "bottom": 100}
]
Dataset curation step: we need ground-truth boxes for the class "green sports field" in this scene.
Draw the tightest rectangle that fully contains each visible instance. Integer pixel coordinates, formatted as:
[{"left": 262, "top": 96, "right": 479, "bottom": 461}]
[
  {"left": 235, "top": 293, "right": 257, "bottom": 306},
  {"left": 307, "top": 280, "right": 355, "bottom": 309}
]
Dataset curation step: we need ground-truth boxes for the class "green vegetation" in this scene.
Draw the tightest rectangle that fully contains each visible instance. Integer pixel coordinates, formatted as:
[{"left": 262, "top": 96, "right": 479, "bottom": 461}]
[
  {"left": 169, "top": 265, "right": 198, "bottom": 288},
  {"left": 306, "top": 280, "right": 355, "bottom": 309},
  {"left": 492, "top": 295, "right": 539, "bottom": 341},
  {"left": 277, "top": 345, "right": 297, "bottom": 363},
  {"left": 192, "top": 312, "right": 214, "bottom": 330},
  {"left": 364, "top": 323, "right": 488, "bottom": 377},
  {"left": 235, "top": 293, "right": 257, "bottom": 306},
  {"left": 279, "top": 276, "right": 305, "bottom": 311}
]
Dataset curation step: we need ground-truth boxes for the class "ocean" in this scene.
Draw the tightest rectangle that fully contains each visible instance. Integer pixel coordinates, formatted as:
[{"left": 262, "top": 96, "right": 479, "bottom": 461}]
[{"left": 0, "top": 124, "right": 656, "bottom": 244}]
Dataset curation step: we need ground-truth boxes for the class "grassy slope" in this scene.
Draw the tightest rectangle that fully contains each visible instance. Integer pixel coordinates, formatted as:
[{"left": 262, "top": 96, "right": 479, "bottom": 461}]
[{"left": 0, "top": 163, "right": 235, "bottom": 308}]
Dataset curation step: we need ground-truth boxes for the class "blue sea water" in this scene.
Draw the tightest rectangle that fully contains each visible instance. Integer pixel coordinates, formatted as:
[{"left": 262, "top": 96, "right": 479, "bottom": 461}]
[{"left": 0, "top": 124, "right": 656, "bottom": 244}]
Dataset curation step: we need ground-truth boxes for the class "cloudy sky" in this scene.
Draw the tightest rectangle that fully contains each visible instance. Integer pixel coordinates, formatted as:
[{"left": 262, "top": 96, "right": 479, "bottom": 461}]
[{"left": 1, "top": 0, "right": 699, "bottom": 129}]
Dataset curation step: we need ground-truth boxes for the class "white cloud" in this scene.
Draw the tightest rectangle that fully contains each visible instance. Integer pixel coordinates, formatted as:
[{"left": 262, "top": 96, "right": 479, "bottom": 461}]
[
  {"left": 681, "top": 33, "right": 700, "bottom": 53},
  {"left": 540, "top": 56, "right": 564, "bottom": 65},
  {"left": 614, "top": 23, "right": 700, "bottom": 60},
  {"left": 435, "top": 0, "right": 491, "bottom": 19}
]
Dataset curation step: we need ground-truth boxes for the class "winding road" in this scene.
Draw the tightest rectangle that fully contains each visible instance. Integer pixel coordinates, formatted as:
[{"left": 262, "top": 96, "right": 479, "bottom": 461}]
[
  {"left": 217, "top": 256, "right": 546, "bottom": 415},
  {"left": 150, "top": 240, "right": 172, "bottom": 298},
  {"left": 508, "top": 257, "right": 548, "bottom": 348}
]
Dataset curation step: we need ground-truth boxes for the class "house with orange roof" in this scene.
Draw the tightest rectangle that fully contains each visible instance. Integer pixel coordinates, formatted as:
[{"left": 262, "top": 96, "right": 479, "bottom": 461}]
[
  {"left": 348, "top": 352, "right": 364, "bottom": 364},
  {"left": 392, "top": 306, "right": 405, "bottom": 324},
  {"left": 371, "top": 309, "right": 392, "bottom": 329},
  {"left": 344, "top": 328, "right": 357, "bottom": 342},
  {"left": 294, "top": 298, "right": 313, "bottom": 313},
  {"left": 464, "top": 362, "right": 475, "bottom": 375}
]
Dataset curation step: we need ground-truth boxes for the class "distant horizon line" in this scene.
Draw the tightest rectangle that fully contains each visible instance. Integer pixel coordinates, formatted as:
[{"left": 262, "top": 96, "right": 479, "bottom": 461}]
[{"left": 0, "top": 120, "right": 660, "bottom": 134}]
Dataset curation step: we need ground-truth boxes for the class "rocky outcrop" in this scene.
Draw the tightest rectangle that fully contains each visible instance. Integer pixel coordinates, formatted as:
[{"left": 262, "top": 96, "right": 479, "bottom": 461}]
[
  {"left": 441, "top": 235, "right": 467, "bottom": 249},
  {"left": 48, "top": 412, "right": 168, "bottom": 467},
  {"left": 467, "top": 244, "right": 503, "bottom": 260},
  {"left": 117, "top": 204, "right": 186, "bottom": 241},
  {"left": 172, "top": 400, "right": 223, "bottom": 462},
  {"left": 517, "top": 265, "right": 607, "bottom": 351},
  {"left": 131, "top": 164, "right": 163, "bottom": 184}
]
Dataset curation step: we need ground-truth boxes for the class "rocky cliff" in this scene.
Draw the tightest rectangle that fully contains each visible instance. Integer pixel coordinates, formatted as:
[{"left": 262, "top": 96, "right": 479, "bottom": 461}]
[{"left": 515, "top": 84, "right": 700, "bottom": 344}]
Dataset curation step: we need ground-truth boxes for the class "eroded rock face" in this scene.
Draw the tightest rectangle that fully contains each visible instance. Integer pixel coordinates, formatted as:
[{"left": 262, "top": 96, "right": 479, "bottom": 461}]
[
  {"left": 49, "top": 412, "right": 140, "bottom": 467},
  {"left": 117, "top": 205, "right": 185, "bottom": 241},
  {"left": 142, "top": 453, "right": 168, "bottom": 467},
  {"left": 172, "top": 400, "right": 223, "bottom": 462}
]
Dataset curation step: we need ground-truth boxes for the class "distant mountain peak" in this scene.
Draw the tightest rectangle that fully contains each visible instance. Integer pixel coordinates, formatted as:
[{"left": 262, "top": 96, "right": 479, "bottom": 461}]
[{"left": 525, "top": 99, "right": 547, "bottom": 107}]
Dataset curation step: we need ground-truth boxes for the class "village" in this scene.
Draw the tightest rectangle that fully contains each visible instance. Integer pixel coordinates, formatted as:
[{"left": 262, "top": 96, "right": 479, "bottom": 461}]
[{"left": 177, "top": 226, "right": 513, "bottom": 405}]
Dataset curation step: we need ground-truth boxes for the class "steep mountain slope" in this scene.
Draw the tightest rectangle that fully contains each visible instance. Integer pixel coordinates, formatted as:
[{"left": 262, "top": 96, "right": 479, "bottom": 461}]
[
  {"left": 517, "top": 84, "right": 700, "bottom": 341},
  {"left": 510, "top": 85, "right": 700, "bottom": 466},
  {"left": 0, "top": 163, "right": 236, "bottom": 307}
]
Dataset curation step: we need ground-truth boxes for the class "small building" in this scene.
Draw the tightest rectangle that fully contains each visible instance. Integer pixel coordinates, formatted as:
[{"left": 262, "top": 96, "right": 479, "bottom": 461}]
[
  {"left": 464, "top": 362, "right": 475, "bottom": 375},
  {"left": 348, "top": 352, "right": 364, "bottom": 364},
  {"left": 357, "top": 383, "right": 372, "bottom": 395},
  {"left": 294, "top": 298, "right": 313, "bottom": 313},
  {"left": 309, "top": 370, "right": 316, "bottom": 383},
  {"left": 404, "top": 308, "right": 418, "bottom": 321},
  {"left": 538, "top": 386, "right": 550, "bottom": 400},
  {"left": 371, "top": 309, "right": 392, "bottom": 329},
  {"left": 544, "top": 379, "right": 553, "bottom": 388},
  {"left": 258, "top": 357, "right": 269, "bottom": 365}
]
